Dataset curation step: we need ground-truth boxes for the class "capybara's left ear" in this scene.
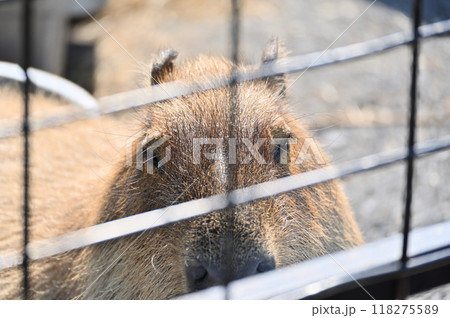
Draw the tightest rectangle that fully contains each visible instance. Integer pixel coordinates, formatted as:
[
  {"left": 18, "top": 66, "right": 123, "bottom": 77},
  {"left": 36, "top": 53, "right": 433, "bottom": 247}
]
[
  {"left": 151, "top": 49, "right": 178, "bottom": 85},
  {"left": 260, "top": 37, "right": 287, "bottom": 94}
]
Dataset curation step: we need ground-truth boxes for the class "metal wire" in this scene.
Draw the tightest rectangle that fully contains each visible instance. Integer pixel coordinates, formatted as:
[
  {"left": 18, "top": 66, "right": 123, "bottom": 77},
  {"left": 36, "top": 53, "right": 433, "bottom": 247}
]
[
  {"left": 21, "top": 0, "right": 31, "bottom": 301},
  {"left": 397, "top": 0, "right": 423, "bottom": 300},
  {"left": 1, "top": 18, "right": 450, "bottom": 140},
  {"left": 224, "top": 0, "right": 241, "bottom": 296},
  {"left": 1, "top": 133, "right": 449, "bottom": 272},
  {"left": 4, "top": 1, "right": 450, "bottom": 300},
  {"left": 403, "top": 0, "right": 422, "bottom": 265},
  {"left": 186, "top": 219, "right": 450, "bottom": 300}
]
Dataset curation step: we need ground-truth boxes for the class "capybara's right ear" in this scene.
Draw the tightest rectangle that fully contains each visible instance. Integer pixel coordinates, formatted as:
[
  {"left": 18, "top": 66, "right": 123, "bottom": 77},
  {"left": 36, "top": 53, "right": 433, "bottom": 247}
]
[
  {"left": 260, "top": 38, "right": 287, "bottom": 95},
  {"left": 151, "top": 49, "right": 179, "bottom": 85}
]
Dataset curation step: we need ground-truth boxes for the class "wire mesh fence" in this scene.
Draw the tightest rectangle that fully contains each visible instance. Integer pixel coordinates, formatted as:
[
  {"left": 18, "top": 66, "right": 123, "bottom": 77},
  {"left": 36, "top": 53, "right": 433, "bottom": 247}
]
[{"left": 0, "top": 0, "right": 449, "bottom": 299}]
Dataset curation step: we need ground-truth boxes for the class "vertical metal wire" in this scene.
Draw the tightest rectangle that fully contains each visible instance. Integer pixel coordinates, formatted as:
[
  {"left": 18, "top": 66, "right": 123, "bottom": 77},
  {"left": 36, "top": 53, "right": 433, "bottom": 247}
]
[
  {"left": 22, "top": 0, "right": 32, "bottom": 300},
  {"left": 397, "top": 0, "right": 422, "bottom": 300},
  {"left": 228, "top": 0, "right": 240, "bottom": 173},
  {"left": 224, "top": 0, "right": 241, "bottom": 299},
  {"left": 230, "top": 0, "right": 240, "bottom": 66}
]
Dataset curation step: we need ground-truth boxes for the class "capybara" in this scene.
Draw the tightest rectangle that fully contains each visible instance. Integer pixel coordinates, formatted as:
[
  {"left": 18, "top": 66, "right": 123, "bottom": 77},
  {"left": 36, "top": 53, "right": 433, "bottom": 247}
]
[{"left": 0, "top": 39, "right": 363, "bottom": 299}]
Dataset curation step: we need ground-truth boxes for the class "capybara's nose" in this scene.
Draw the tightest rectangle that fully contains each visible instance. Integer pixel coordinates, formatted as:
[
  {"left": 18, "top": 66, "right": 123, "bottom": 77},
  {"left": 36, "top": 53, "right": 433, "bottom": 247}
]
[{"left": 185, "top": 253, "right": 275, "bottom": 292}]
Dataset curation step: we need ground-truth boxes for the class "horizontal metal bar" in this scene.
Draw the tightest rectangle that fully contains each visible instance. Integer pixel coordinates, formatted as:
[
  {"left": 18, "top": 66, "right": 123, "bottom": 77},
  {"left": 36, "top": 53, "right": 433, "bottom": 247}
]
[
  {"left": 1, "top": 18, "right": 449, "bottom": 140},
  {"left": 306, "top": 249, "right": 450, "bottom": 300},
  {"left": 0, "top": 134, "right": 449, "bottom": 271},
  {"left": 178, "top": 219, "right": 450, "bottom": 299}
]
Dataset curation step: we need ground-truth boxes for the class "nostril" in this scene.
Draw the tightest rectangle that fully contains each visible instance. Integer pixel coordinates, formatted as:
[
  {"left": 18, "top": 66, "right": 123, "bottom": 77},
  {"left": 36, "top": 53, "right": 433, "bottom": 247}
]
[
  {"left": 189, "top": 264, "right": 208, "bottom": 282},
  {"left": 185, "top": 262, "right": 218, "bottom": 292},
  {"left": 256, "top": 256, "right": 276, "bottom": 273},
  {"left": 186, "top": 254, "right": 275, "bottom": 291}
]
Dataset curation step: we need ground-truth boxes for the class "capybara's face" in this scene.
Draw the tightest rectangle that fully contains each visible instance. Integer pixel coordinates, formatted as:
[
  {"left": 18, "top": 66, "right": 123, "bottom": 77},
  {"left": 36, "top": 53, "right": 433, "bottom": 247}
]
[{"left": 87, "top": 44, "right": 363, "bottom": 299}]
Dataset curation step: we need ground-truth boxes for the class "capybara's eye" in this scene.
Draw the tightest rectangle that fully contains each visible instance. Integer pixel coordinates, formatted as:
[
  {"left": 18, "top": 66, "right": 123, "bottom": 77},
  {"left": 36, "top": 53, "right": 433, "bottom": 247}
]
[
  {"left": 142, "top": 148, "right": 164, "bottom": 172},
  {"left": 139, "top": 133, "right": 170, "bottom": 173},
  {"left": 270, "top": 121, "right": 293, "bottom": 164},
  {"left": 273, "top": 144, "right": 281, "bottom": 163},
  {"left": 272, "top": 139, "right": 290, "bottom": 164}
]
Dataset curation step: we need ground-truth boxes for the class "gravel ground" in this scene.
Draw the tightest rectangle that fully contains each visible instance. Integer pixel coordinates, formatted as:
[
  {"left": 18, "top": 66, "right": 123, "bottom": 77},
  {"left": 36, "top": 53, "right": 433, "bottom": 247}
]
[{"left": 69, "top": 0, "right": 450, "bottom": 299}]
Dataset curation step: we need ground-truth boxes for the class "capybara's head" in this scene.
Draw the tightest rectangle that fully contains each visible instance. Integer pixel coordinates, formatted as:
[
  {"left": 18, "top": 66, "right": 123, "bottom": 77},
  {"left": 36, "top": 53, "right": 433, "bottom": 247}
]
[{"left": 85, "top": 40, "right": 363, "bottom": 299}]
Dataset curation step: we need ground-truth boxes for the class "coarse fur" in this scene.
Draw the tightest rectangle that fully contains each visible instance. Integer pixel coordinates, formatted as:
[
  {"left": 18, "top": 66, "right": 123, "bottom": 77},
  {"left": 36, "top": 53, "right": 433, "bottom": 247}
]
[{"left": 0, "top": 42, "right": 363, "bottom": 299}]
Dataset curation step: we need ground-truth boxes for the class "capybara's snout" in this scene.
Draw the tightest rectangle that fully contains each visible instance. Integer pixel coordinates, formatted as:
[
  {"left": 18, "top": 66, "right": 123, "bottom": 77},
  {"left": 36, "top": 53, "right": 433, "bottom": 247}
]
[{"left": 184, "top": 238, "right": 276, "bottom": 292}]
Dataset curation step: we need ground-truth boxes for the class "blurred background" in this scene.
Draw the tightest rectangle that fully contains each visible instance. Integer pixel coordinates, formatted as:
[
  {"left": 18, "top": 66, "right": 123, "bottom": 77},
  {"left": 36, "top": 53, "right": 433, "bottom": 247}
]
[{"left": 0, "top": 0, "right": 449, "bottom": 298}]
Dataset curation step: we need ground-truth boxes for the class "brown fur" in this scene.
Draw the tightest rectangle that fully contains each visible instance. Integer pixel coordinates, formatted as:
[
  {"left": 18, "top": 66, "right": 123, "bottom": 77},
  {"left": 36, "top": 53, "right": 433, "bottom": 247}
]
[{"left": 0, "top": 44, "right": 363, "bottom": 299}]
